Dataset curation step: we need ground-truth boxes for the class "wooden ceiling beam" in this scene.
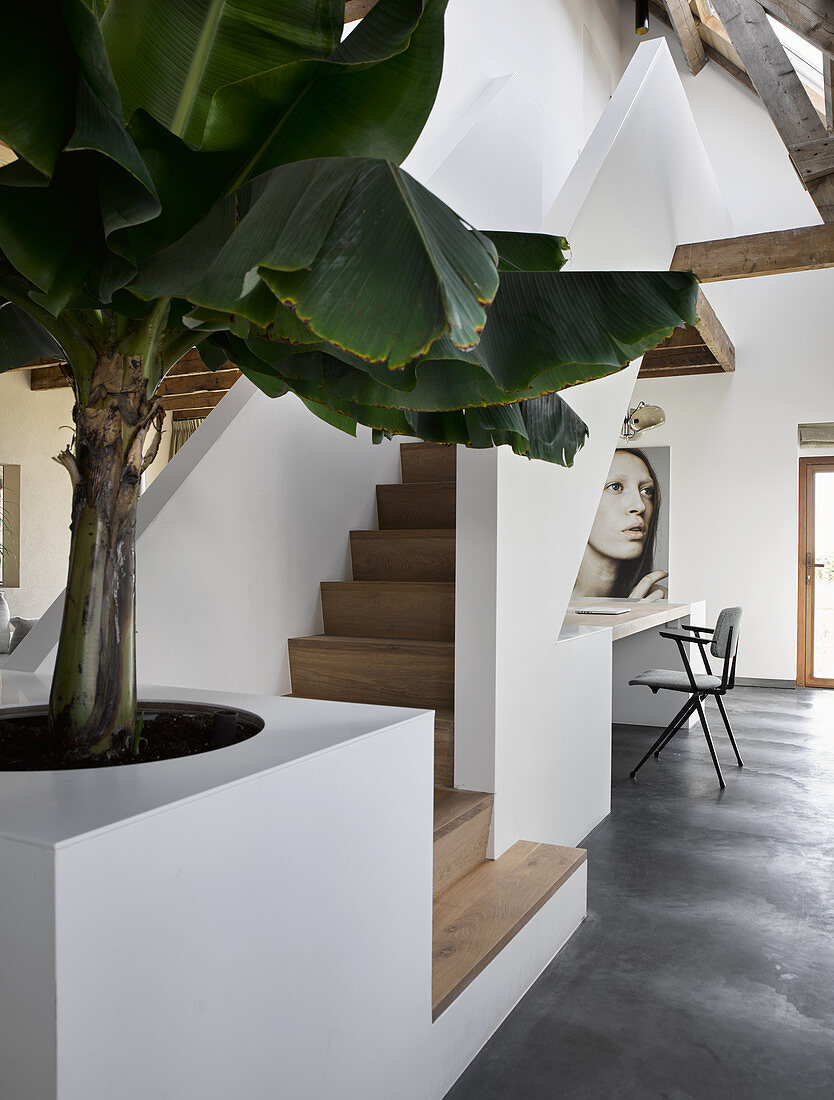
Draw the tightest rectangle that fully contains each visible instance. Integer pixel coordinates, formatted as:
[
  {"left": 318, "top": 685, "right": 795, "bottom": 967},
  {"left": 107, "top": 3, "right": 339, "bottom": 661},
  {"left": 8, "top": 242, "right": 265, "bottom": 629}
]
[
  {"left": 649, "top": 1, "right": 755, "bottom": 93},
  {"left": 638, "top": 288, "right": 734, "bottom": 377},
  {"left": 662, "top": 0, "right": 708, "bottom": 74},
  {"left": 160, "top": 390, "right": 226, "bottom": 413},
  {"left": 671, "top": 223, "right": 834, "bottom": 279},
  {"left": 788, "top": 134, "right": 834, "bottom": 182},
  {"left": 30, "top": 364, "right": 71, "bottom": 390},
  {"left": 639, "top": 361, "right": 729, "bottom": 378},
  {"left": 757, "top": 0, "right": 834, "bottom": 57},
  {"left": 693, "top": 287, "right": 735, "bottom": 372},
  {"left": 640, "top": 338, "right": 721, "bottom": 373},
  {"left": 158, "top": 368, "right": 241, "bottom": 397},
  {"left": 824, "top": 55, "right": 834, "bottom": 132},
  {"left": 710, "top": 0, "right": 834, "bottom": 222}
]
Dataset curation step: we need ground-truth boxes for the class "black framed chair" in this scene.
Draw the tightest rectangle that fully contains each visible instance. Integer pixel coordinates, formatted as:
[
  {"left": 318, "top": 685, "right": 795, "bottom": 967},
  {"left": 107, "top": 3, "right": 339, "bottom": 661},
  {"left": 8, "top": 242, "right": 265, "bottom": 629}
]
[{"left": 628, "top": 607, "right": 743, "bottom": 789}]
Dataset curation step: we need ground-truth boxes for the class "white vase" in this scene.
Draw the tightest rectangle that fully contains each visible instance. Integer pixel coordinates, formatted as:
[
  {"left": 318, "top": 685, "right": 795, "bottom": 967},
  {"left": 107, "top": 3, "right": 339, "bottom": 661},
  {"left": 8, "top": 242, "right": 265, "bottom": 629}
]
[{"left": 0, "top": 590, "right": 10, "bottom": 654}]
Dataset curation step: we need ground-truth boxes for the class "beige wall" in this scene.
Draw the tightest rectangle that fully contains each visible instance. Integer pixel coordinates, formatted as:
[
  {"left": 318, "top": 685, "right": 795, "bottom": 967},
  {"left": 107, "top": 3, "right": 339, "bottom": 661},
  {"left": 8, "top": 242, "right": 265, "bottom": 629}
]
[{"left": 0, "top": 371, "right": 74, "bottom": 619}]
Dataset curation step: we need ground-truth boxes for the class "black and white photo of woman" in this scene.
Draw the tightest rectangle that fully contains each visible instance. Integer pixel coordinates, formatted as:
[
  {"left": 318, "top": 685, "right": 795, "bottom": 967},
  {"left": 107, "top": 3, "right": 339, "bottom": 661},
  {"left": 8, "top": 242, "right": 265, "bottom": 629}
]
[{"left": 573, "top": 448, "right": 668, "bottom": 602}]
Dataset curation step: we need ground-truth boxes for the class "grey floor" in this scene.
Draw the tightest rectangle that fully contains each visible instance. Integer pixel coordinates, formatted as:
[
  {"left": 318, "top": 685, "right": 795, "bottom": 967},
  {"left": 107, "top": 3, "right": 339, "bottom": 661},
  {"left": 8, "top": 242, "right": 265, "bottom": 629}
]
[{"left": 445, "top": 687, "right": 834, "bottom": 1099}]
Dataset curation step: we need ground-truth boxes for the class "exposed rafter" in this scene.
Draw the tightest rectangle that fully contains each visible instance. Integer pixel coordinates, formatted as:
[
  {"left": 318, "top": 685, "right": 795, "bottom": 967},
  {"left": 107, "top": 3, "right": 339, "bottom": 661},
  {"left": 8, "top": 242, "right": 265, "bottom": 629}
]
[
  {"left": 710, "top": 0, "right": 834, "bottom": 222},
  {"left": 788, "top": 134, "right": 834, "bottom": 182},
  {"left": 649, "top": 1, "right": 755, "bottom": 93},
  {"left": 670, "top": 223, "right": 834, "bottom": 280},
  {"left": 662, "top": 0, "right": 708, "bottom": 74}
]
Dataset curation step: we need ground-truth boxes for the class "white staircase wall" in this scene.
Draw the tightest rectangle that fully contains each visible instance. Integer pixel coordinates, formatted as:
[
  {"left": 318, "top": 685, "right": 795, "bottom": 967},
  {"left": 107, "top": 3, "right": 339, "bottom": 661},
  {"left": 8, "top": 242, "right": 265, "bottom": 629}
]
[{"left": 454, "top": 40, "right": 736, "bottom": 856}]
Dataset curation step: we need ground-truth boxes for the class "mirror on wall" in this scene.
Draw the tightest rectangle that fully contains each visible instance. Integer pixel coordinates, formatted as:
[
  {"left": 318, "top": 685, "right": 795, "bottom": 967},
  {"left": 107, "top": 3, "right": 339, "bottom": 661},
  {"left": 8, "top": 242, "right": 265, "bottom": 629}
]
[{"left": 0, "top": 463, "right": 20, "bottom": 588}]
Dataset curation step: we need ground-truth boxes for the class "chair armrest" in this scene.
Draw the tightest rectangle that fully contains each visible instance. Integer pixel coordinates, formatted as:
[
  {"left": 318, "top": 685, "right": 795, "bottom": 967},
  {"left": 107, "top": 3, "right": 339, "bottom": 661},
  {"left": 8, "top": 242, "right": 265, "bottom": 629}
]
[
  {"left": 659, "top": 630, "right": 705, "bottom": 643},
  {"left": 681, "top": 624, "right": 714, "bottom": 635},
  {"left": 660, "top": 630, "right": 713, "bottom": 677}
]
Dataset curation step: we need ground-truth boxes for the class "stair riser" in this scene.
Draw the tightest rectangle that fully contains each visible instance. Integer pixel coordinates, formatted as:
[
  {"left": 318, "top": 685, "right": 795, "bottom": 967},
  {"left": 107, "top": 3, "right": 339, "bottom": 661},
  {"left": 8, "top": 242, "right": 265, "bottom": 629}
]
[
  {"left": 400, "top": 444, "right": 457, "bottom": 484},
  {"left": 321, "top": 583, "right": 454, "bottom": 642},
  {"left": 434, "top": 718, "right": 454, "bottom": 788},
  {"left": 433, "top": 804, "right": 492, "bottom": 899},
  {"left": 350, "top": 534, "right": 455, "bottom": 582},
  {"left": 289, "top": 640, "right": 454, "bottom": 710},
  {"left": 376, "top": 484, "right": 456, "bottom": 530}
]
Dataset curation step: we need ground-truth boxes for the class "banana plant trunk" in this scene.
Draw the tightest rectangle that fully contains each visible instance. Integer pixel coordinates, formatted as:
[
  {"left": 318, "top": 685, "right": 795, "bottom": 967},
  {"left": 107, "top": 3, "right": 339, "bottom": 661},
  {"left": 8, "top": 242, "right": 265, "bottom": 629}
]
[{"left": 49, "top": 352, "right": 161, "bottom": 763}]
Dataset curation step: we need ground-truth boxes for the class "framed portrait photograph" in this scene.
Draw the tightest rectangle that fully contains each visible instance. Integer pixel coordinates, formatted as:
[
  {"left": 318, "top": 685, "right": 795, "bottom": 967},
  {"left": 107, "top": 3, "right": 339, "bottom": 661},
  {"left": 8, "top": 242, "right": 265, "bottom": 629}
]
[{"left": 573, "top": 445, "right": 670, "bottom": 602}]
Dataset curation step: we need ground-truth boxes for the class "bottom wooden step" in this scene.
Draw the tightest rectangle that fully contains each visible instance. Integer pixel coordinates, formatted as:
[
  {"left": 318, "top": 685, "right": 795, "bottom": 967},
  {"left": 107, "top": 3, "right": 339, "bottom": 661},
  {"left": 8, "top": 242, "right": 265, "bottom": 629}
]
[{"left": 432, "top": 840, "right": 586, "bottom": 1019}]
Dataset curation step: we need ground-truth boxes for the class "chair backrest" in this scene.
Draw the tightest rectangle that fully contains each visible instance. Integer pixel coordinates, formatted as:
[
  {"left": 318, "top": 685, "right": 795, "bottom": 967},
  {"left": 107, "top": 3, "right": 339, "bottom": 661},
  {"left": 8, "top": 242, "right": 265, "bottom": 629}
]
[{"left": 711, "top": 607, "right": 742, "bottom": 660}]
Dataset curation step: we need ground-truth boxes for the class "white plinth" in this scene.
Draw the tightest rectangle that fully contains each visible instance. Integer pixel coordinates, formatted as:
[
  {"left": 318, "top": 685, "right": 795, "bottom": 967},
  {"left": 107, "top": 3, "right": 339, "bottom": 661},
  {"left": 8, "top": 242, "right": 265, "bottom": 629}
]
[{"left": 0, "top": 672, "right": 587, "bottom": 1100}]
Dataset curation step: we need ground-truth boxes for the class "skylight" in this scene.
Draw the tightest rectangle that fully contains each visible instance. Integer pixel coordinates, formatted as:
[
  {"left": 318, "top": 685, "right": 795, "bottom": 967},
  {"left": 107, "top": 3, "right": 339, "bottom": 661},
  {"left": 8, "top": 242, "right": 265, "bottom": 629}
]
[{"left": 768, "top": 14, "right": 825, "bottom": 107}]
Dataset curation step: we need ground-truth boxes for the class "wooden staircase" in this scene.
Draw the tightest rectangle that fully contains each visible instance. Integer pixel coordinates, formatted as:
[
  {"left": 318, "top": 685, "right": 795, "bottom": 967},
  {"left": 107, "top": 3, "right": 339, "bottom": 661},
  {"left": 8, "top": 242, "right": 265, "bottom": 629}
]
[{"left": 288, "top": 441, "right": 585, "bottom": 1019}]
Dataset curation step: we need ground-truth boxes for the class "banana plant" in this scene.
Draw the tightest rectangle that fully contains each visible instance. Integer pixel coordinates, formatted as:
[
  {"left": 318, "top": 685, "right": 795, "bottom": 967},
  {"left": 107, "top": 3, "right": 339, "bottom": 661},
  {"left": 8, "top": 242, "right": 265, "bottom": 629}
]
[{"left": 0, "top": 0, "right": 698, "bottom": 763}]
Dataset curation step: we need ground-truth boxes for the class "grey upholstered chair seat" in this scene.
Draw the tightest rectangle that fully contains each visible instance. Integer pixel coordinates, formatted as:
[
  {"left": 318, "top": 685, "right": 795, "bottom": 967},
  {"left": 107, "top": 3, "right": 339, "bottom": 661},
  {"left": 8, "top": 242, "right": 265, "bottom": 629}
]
[{"left": 629, "top": 669, "right": 721, "bottom": 692}]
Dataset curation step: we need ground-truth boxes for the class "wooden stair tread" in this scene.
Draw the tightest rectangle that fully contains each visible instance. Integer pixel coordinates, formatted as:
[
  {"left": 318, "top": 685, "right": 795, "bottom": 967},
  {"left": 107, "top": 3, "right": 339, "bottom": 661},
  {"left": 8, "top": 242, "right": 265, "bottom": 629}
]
[
  {"left": 350, "top": 529, "right": 455, "bottom": 540},
  {"left": 291, "top": 635, "right": 454, "bottom": 652},
  {"left": 321, "top": 581, "right": 454, "bottom": 642},
  {"left": 432, "top": 840, "right": 587, "bottom": 1019},
  {"left": 433, "top": 788, "right": 492, "bottom": 837}
]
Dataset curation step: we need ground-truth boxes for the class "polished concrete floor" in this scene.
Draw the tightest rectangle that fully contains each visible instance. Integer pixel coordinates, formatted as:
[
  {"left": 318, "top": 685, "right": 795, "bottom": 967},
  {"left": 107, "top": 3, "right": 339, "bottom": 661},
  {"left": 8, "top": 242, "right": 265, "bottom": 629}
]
[{"left": 446, "top": 687, "right": 834, "bottom": 1099}]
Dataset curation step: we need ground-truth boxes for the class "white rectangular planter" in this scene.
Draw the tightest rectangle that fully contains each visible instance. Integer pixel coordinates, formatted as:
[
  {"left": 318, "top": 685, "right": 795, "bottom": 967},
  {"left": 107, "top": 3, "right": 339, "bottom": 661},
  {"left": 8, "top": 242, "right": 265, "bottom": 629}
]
[{"left": 0, "top": 673, "right": 437, "bottom": 1100}]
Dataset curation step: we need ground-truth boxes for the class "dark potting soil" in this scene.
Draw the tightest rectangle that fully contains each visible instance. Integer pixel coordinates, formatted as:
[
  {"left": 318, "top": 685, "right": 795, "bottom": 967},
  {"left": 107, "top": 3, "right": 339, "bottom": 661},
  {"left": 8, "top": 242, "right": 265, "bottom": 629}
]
[{"left": 0, "top": 705, "right": 263, "bottom": 771}]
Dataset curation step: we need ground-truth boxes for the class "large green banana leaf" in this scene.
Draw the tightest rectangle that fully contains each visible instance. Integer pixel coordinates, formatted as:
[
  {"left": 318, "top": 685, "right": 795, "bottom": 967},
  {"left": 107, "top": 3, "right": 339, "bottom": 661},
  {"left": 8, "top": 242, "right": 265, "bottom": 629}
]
[
  {"left": 136, "top": 157, "right": 500, "bottom": 367},
  {"left": 194, "top": 266, "right": 697, "bottom": 463},
  {"left": 101, "top": 0, "right": 346, "bottom": 146},
  {"left": 0, "top": 1, "right": 448, "bottom": 311}
]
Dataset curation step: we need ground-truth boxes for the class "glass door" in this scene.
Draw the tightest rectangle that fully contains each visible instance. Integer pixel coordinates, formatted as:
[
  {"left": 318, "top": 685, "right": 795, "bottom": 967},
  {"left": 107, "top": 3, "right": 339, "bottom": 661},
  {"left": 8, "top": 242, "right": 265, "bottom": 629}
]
[{"left": 798, "top": 458, "right": 834, "bottom": 687}]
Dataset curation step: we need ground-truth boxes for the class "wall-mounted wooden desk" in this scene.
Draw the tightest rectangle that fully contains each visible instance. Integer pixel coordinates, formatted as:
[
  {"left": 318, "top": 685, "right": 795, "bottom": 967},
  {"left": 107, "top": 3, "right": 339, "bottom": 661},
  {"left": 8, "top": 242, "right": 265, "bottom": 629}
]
[{"left": 561, "top": 597, "right": 707, "bottom": 727}]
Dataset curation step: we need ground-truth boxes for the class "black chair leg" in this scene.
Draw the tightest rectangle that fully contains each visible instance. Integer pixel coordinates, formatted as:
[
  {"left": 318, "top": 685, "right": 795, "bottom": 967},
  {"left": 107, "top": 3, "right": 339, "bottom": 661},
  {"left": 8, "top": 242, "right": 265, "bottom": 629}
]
[
  {"left": 654, "top": 695, "right": 700, "bottom": 758},
  {"left": 694, "top": 697, "right": 725, "bottom": 789},
  {"left": 630, "top": 695, "right": 698, "bottom": 780},
  {"left": 715, "top": 695, "right": 743, "bottom": 767}
]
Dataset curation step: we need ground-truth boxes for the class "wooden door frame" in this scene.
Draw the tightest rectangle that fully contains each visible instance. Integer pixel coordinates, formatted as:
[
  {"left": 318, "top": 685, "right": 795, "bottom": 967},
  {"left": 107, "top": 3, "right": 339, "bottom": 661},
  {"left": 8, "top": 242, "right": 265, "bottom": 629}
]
[{"left": 797, "top": 456, "right": 834, "bottom": 687}]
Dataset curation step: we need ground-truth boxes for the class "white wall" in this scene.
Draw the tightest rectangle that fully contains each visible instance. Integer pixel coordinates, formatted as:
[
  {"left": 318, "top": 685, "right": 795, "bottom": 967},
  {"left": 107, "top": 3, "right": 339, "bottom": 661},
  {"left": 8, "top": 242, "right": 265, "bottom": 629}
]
[
  {"left": 405, "top": 0, "right": 624, "bottom": 219},
  {"left": 623, "top": 13, "right": 833, "bottom": 681},
  {"left": 9, "top": 379, "right": 404, "bottom": 695},
  {"left": 135, "top": 385, "right": 403, "bottom": 694}
]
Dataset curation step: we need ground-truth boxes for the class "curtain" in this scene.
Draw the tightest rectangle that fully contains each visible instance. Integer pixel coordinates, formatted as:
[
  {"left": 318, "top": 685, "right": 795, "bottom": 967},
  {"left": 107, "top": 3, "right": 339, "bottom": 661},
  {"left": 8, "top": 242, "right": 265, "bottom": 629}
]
[{"left": 169, "top": 417, "right": 204, "bottom": 460}]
